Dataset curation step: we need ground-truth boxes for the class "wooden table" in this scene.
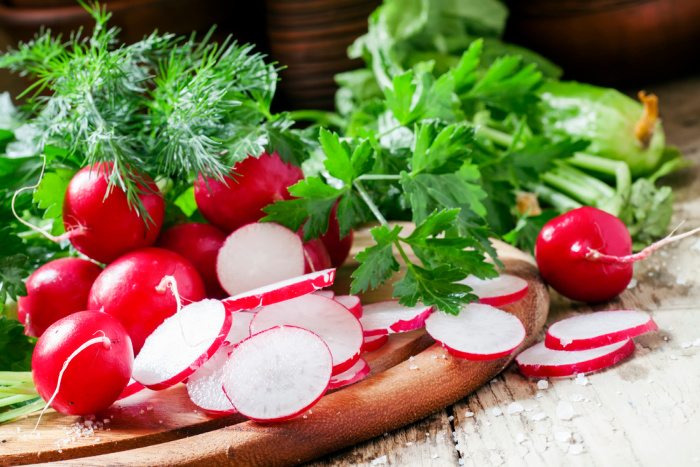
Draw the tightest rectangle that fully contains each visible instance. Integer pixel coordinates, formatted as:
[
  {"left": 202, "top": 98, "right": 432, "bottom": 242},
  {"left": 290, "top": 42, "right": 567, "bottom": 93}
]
[{"left": 307, "top": 76, "right": 700, "bottom": 466}]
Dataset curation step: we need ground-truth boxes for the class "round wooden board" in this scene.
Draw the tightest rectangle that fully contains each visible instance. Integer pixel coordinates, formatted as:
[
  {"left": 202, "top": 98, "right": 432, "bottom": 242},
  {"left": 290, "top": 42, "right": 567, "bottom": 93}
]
[{"left": 0, "top": 225, "right": 548, "bottom": 466}]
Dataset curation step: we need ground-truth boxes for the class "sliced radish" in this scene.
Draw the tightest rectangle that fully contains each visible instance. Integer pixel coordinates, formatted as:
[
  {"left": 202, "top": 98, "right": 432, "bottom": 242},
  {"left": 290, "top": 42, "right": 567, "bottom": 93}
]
[
  {"left": 329, "top": 358, "right": 370, "bottom": 390},
  {"left": 460, "top": 274, "right": 528, "bottom": 307},
  {"left": 314, "top": 289, "right": 335, "bottom": 299},
  {"left": 335, "top": 294, "right": 362, "bottom": 318},
  {"left": 360, "top": 300, "right": 433, "bottom": 336},
  {"left": 186, "top": 311, "right": 255, "bottom": 413},
  {"left": 222, "top": 326, "right": 332, "bottom": 422},
  {"left": 216, "top": 222, "right": 305, "bottom": 297},
  {"left": 117, "top": 379, "right": 145, "bottom": 401},
  {"left": 132, "top": 299, "right": 231, "bottom": 390},
  {"left": 250, "top": 294, "right": 363, "bottom": 375},
  {"left": 362, "top": 333, "right": 389, "bottom": 353},
  {"left": 425, "top": 304, "right": 526, "bottom": 361},
  {"left": 222, "top": 268, "right": 335, "bottom": 312},
  {"left": 516, "top": 339, "right": 635, "bottom": 378},
  {"left": 545, "top": 310, "right": 658, "bottom": 351}
]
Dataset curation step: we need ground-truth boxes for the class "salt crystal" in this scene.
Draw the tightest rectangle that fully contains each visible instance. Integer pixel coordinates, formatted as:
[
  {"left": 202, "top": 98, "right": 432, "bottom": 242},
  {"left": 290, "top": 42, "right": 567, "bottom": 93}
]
[
  {"left": 409, "top": 356, "right": 414, "bottom": 362},
  {"left": 516, "top": 433, "right": 526, "bottom": 444},
  {"left": 532, "top": 412, "right": 547, "bottom": 421},
  {"left": 492, "top": 407, "right": 503, "bottom": 416},
  {"left": 507, "top": 402, "right": 524, "bottom": 414},
  {"left": 465, "top": 411, "right": 474, "bottom": 417},
  {"left": 409, "top": 365, "right": 419, "bottom": 370},
  {"left": 676, "top": 275, "right": 687, "bottom": 286},
  {"left": 575, "top": 374, "right": 589, "bottom": 386},
  {"left": 459, "top": 458, "right": 465, "bottom": 465},
  {"left": 693, "top": 338, "right": 700, "bottom": 347},
  {"left": 85, "top": 420, "right": 93, "bottom": 427},
  {"left": 525, "top": 407, "right": 533, "bottom": 412},
  {"left": 147, "top": 405, "right": 154, "bottom": 411},
  {"left": 431, "top": 355, "right": 437, "bottom": 359},
  {"left": 536, "top": 392, "right": 543, "bottom": 398},
  {"left": 95, "top": 437, "right": 100, "bottom": 442},
  {"left": 406, "top": 442, "right": 413, "bottom": 446},
  {"left": 691, "top": 238, "right": 700, "bottom": 252},
  {"left": 537, "top": 380, "right": 549, "bottom": 390},
  {"left": 371, "top": 455, "right": 387, "bottom": 465},
  {"left": 426, "top": 432, "right": 430, "bottom": 437},
  {"left": 616, "top": 391, "right": 622, "bottom": 395},
  {"left": 647, "top": 378, "right": 654, "bottom": 383},
  {"left": 556, "top": 401, "right": 574, "bottom": 420},
  {"left": 431, "top": 454, "right": 438, "bottom": 459},
  {"left": 680, "top": 342, "right": 692, "bottom": 349},
  {"left": 664, "top": 337, "right": 669, "bottom": 341},
  {"left": 627, "top": 278, "right": 637, "bottom": 289},
  {"left": 383, "top": 432, "right": 388, "bottom": 437},
  {"left": 485, "top": 421, "right": 491, "bottom": 426},
  {"left": 302, "top": 415, "right": 307, "bottom": 419},
  {"left": 568, "top": 444, "right": 584, "bottom": 455},
  {"left": 669, "top": 326, "right": 674, "bottom": 331},
  {"left": 139, "top": 410, "right": 145, "bottom": 415},
  {"left": 554, "top": 431, "right": 572, "bottom": 443},
  {"left": 570, "top": 394, "right": 584, "bottom": 402},
  {"left": 308, "top": 410, "right": 312, "bottom": 414},
  {"left": 448, "top": 415, "right": 454, "bottom": 421}
]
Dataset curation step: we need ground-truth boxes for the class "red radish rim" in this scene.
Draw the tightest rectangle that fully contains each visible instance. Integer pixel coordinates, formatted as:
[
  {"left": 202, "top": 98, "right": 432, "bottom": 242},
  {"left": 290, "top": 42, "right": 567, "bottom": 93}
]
[
  {"left": 117, "top": 380, "right": 145, "bottom": 401},
  {"left": 223, "top": 268, "right": 336, "bottom": 312},
  {"left": 545, "top": 310, "right": 658, "bottom": 351},
  {"left": 362, "top": 333, "right": 389, "bottom": 353},
  {"left": 328, "top": 358, "right": 370, "bottom": 390},
  {"left": 334, "top": 294, "right": 362, "bottom": 319},
  {"left": 516, "top": 339, "right": 635, "bottom": 378},
  {"left": 459, "top": 274, "right": 529, "bottom": 307},
  {"left": 360, "top": 300, "right": 433, "bottom": 336}
]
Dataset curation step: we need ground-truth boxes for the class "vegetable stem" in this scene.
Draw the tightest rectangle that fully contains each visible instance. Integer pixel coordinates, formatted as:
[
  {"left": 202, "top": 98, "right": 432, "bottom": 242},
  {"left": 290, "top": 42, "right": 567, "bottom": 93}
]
[
  {"left": 356, "top": 174, "right": 402, "bottom": 181},
  {"left": 288, "top": 110, "right": 345, "bottom": 128},
  {"left": 354, "top": 180, "right": 389, "bottom": 228},
  {"left": 0, "top": 398, "right": 46, "bottom": 424}
]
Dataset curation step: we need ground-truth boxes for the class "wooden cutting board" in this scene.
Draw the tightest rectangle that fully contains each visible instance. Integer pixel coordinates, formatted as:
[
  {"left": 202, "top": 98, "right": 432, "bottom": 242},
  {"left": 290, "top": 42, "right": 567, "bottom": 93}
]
[{"left": 0, "top": 224, "right": 549, "bottom": 466}]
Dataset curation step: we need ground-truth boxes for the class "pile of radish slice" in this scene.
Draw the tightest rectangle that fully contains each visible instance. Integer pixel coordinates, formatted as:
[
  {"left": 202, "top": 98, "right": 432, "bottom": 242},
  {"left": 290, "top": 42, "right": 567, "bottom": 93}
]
[{"left": 126, "top": 266, "right": 531, "bottom": 423}]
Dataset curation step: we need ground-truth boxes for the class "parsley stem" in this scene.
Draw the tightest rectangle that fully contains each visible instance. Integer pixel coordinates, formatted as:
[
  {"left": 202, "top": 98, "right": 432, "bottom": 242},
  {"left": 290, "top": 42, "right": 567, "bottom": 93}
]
[
  {"left": 353, "top": 180, "right": 389, "bottom": 228},
  {"left": 355, "top": 174, "right": 402, "bottom": 181},
  {"left": 376, "top": 125, "right": 403, "bottom": 139}
]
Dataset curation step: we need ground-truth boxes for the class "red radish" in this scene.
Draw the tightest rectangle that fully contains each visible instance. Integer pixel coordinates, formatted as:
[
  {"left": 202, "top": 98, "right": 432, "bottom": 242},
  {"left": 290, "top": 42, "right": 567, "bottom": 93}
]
[
  {"left": 223, "top": 268, "right": 336, "bottom": 312},
  {"left": 62, "top": 163, "right": 165, "bottom": 264},
  {"left": 516, "top": 339, "right": 635, "bottom": 377},
  {"left": 32, "top": 310, "right": 133, "bottom": 415},
  {"left": 18, "top": 257, "right": 102, "bottom": 338},
  {"left": 328, "top": 358, "right": 370, "bottom": 390},
  {"left": 360, "top": 300, "right": 433, "bottom": 336},
  {"left": 535, "top": 207, "right": 700, "bottom": 303},
  {"left": 314, "top": 289, "right": 335, "bottom": 299},
  {"left": 302, "top": 237, "right": 332, "bottom": 274},
  {"left": 319, "top": 201, "right": 354, "bottom": 268},
  {"left": 249, "top": 294, "right": 363, "bottom": 374},
  {"left": 362, "top": 333, "right": 389, "bottom": 353},
  {"left": 334, "top": 294, "right": 362, "bottom": 318},
  {"left": 155, "top": 223, "right": 227, "bottom": 298},
  {"left": 194, "top": 152, "right": 303, "bottom": 233},
  {"left": 117, "top": 379, "right": 145, "bottom": 401},
  {"left": 132, "top": 297, "right": 231, "bottom": 390},
  {"left": 186, "top": 311, "right": 254, "bottom": 413},
  {"left": 459, "top": 274, "right": 528, "bottom": 307},
  {"left": 222, "top": 326, "right": 333, "bottom": 422},
  {"left": 216, "top": 222, "right": 305, "bottom": 296},
  {"left": 88, "top": 247, "right": 206, "bottom": 355},
  {"left": 545, "top": 310, "right": 658, "bottom": 351},
  {"left": 425, "top": 304, "right": 526, "bottom": 361}
]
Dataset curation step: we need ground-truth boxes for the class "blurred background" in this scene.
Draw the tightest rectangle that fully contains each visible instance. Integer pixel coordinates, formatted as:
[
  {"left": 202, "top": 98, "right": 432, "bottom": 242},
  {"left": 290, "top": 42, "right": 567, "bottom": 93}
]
[{"left": 1, "top": 0, "right": 699, "bottom": 110}]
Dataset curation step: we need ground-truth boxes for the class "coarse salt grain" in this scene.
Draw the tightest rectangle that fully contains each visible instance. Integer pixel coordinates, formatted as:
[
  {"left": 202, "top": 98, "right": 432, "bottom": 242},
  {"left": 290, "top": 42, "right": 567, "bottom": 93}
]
[
  {"left": 693, "top": 338, "right": 700, "bottom": 347},
  {"left": 554, "top": 431, "right": 572, "bottom": 443},
  {"left": 575, "top": 374, "right": 589, "bottom": 386},
  {"left": 532, "top": 412, "right": 546, "bottom": 421},
  {"left": 372, "top": 455, "right": 387, "bottom": 465},
  {"left": 492, "top": 407, "right": 503, "bottom": 416},
  {"left": 507, "top": 402, "right": 524, "bottom": 414},
  {"left": 516, "top": 433, "right": 526, "bottom": 444},
  {"left": 626, "top": 278, "right": 638, "bottom": 289},
  {"left": 409, "top": 365, "right": 419, "bottom": 370},
  {"left": 568, "top": 444, "right": 584, "bottom": 455},
  {"left": 448, "top": 415, "right": 454, "bottom": 421},
  {"left": 406, "top": 442, "right": 413, "bottom": 446},
  {"left": 465, "top": 411, "right": 474, "bottom": 417},
  {"left": 537, "top": 380, "right": 549, "bottom": 390},
  {"left": 570, "top": 394, "right": 584, "bottom": 402},
  {"left": 431, "top": 454, "right": 438, "bottom": 459},
  {"left": 556, "top": 401, "right": 574, "bottom": 420}
]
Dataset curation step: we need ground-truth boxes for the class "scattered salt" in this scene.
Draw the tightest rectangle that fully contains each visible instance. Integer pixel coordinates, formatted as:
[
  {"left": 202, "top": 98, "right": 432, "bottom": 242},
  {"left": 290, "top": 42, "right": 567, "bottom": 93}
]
[
  {"left": 406, "top": 442, "right": 413, "bottom": 446},
  {"left": 448, "top": 415, "right": 454, "bottom": 422},
  {"left": 431, "top": 355, "right": 437, "bottom": 359},
  {"left": 536, "top": 392, "right": 543, "bottom": 398},
  {"left": 459, "top": 458, "right": 465, "bottom": 465},
  {"left": 103, "top": 419, "right": 110, "bottom": 424},
  {"left": 616, "top": 391, "right": 622, "bottom": 395},
  {"left": 147, "top": 405, "right": 154, "bottom": 411},
  {"left": 693, "top": 338, "right": 700, "bottom": 347},
  {"left": 409, "top": 365, "right": 419, "bottom": 370},
  {"left": 575, "top": 374, "right": 589, "bottom": 386},
  {"left": 507, "top": 402, "right": 524, "bottom": 415},
  {"left": 537, "top": 380, "right": 549, "bottom": 390},
  {"left": 647, "top": 378, "right": 654, "bottom": 384},
  {"left": 302, "top": 415, "right": 307, "bottom": 419},
  {"left": 669, "top": 326, "right": 674, "bottom": 331},
  {"left": 532, "top": 412, "right": 547, "bottom": 421},
  {"left": 626, "top": 278, "right": 637, "bottom": 289},
  {"left": 492, "top": 407, "right": 503, "bottom": 416},
  {"left": 371, "top": 455, "right": 387, "bottom": 465},
  {"left": 568, "top": 444, "right": 584, "bottom": 455},
  {"left": 680, "top": 342, "right": 692, "bottom": 349},
  {"left": 431, "top": 454, "right": 438, "bottom": 459},
  {"left": 139, "top": 410, "right": 145, "bottom": 415},
  {"left": 676, "top": 275, "right": 688, "bottom": 286},
  {"left": 570, "top": 394, "right": 584, "bottom": 402},
  {"left": 159, "top": 420, "right": 163, "bottom": 424},
  {"left": 409, "top": 356, "right": 414, "bottom": 362},
  {"left": 691, "top": 238, "right": 700, "bottom": 252},
  {"left": 554, "top": 431, "right": 572, "bottom": 443},
  {"left": 515, "top": 433, "right": 526, "bottom": 444},
  {"left": 465, "top": 411, "right": 474, "bottom": 417},
  {"left": 556, "top": 401, "right": 574, "bottom": 420},
  {"left": 383, "top": 432, "right": 388, "bottom": 437}
]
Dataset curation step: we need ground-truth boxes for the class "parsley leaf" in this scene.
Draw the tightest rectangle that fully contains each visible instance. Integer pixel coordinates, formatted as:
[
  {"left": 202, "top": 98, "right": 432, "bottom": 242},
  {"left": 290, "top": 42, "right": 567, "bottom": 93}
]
[
  {"left": 393, "top": 264, "right": 474, "bottom": 315},
  {"left": 0, "top": 317, "right": 34, "bottom": 371},
  {"left": 350, "top": 224, "right": 402, "bottom": 294}
]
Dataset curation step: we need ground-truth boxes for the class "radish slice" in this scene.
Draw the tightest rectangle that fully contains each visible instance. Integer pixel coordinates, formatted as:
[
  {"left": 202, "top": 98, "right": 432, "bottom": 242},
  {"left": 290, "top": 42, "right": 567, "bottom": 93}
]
[
  {"left": 117, "top": 379, "right": 145, "bottom": 401},
  {"left": 314, "top": 289, "right": 335, "bottom": 299},
  {"left": 545, "top": 310, "right": 658, "bottom": 351},
  {"left": 222, "top": 268, "right": 335, "bottom": 312},
  {"left": 425, "top": 304, "right": 526, "bottom": 361},
  {"left": 335, "top": 294, "right": 362, "bottom": 318},
  {"left": 360, "top": 300, "right": 433, "bottom": 336},
  {"left": 460, "top": 274, "right": 528, "bottom": 307},
  {"left": 216, "top": 222, "right": 305, "bottom": 296},
  {"left": 362, "top": 333, "right": 389, "bottom": 353},
  {"left": 250, "top": 294, "right": 363, "bottom": 375},
  {"left": 516, "top": 339, "right": 635, "bottom": 378},
  {"left": 132, "top": 299, "right": 231, "bottom": 390},
  {"left": 186, "top": 311, "right": 255, "bottom": 413},
  {"left": 222, "top": 326, "right": 332, "bottom": 422},
  {"left": 328, "top": 358, "right": 370, "bottom": 390}
]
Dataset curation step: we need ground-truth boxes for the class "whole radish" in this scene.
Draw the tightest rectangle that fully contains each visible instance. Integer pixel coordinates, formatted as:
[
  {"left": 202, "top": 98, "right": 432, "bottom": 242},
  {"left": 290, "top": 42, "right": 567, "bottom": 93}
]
[
  {"left": 155, "top": 223, "right": 227, "bottom": 298},
  {"left": 63, "top": 163, "right": 165, "bottom": 264},
  {"left": 319, "top": 202, "right": 354, "bottom": 268},
  {"left": 17, "top": 257, "right": 103, "bottom": 337},
  {"left": 194, "top": 151, "right": 303, "bottom": 233},
  {"left": 32, "top": 310, "right": 133, "bottom": 415},
  {"left": 302, "top": 237, "right": 332, "bottom": 274},
  {"left": 535, "top": 206, "right": 699, "bottom": 303},
  {"left": 88, "top": 247, "right": 206, "bottom": 355}
]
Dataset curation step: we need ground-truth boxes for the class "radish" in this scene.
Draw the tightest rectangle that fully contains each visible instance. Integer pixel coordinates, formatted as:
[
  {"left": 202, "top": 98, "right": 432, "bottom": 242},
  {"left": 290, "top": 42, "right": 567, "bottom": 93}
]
[
  {"left": 216, "top": 222, "right": 306, "bottom": 296},
  {"left": 155, "top": 223, "right": 227, "bottom": 298},
  {"left": 223, "top": 268, "right": 335, "bottom": 312},
  {"left": 545, "top": 310, "right": 658, "bottom": 351},
  {"left": 32, "top": 310, "right": 133, "bottom": 415},
  {"left": 459, "top": 274, "right": 528, "bottom": 307},
  {"left": 132, "top": 297, "right": 232, "bottom": 390},
  {"left": 62, "top": 163, "right": 165, "bottom": 264},
  {"left": 516, "top": 339, "right": 635, "bottom": 377},
  {"left": 535, "top": 207, "right": 700, "bottom": 303},
  {"left": 186, "top": 311, "right": 254, "bottom": 413},
  {"left": 319, "top": 201, "right": 354, "bottom": 268},
  {"left": 249, "top": 293, "right": 363, "bottom": 374},
  {"left": 88, "top": 247, "right": 206, "bottom": 355},
  {"left": 18, "top": 257, "right": 102, "bottom": 338},
  {"left": 302, "top": 237, "right": 332, "bottom": 274},
  {"left": 314, "top": 289, "right": 335, "bottom": 299},
  {"left": 425, "top": 304, "right": 526, "bottom": 360},
  {"left": 194, "top": 152, "right": 303, "bottom": 233},
  {"left": 328, "top": 358, "right": 370, "bottom": 390},
  {"left": 117, "top": 379, "right": 145, "bottom": 401},
  {"left": 360, "top": 300, "right": 433, "bottom": 336},
  {"left": 221, "top": 326, "right": 333, "bottom": 422},
  {"left": 334, "top": 294, "right": 362, "bottom": 318},
  {"left": 362, "top": 333, "right": 389, "bottom": 353}
]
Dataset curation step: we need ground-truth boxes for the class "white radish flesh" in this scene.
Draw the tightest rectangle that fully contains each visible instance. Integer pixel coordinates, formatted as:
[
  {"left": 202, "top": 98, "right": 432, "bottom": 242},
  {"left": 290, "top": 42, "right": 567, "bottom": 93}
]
[
  {"left": 132, "top": 299, "right": 231, "bottom": 390},
  {"left": 362, "top": 333, "right": 389, "bottom": 353},
  {"left": 545, "top": 310, "right": 657, "bottom": 351},
  {"left": 334, "top": 294, "right": 362, "bottom": 318},
  {"left": 459, "top": 274, "right": 528, "bottom": 307},
  {"left": 516, "top": 339, "right": 635, "bottom": 378},
  {"left": 314, "top": 289, "right": 335, "bottom": 299},
  {"left": 249, "top": 294, "right": 363, "bottom": 375},
  {"left": 223, "top": 268, "right": 335, "bottom": 312},
  {"left": 360, "top": 300, "right": 433, "bottom": 336},
  {"left": 216, "top": 222, "right": 305, "bottom": 296},
  {"left": 222, "top": 326, "right": 332, "bottom": 422},
  {"left": 425, "top": 304, "right": 526, "bottom": 361},
  {"left": 329, "top": 358, "right": 370, "bottom": 390}
]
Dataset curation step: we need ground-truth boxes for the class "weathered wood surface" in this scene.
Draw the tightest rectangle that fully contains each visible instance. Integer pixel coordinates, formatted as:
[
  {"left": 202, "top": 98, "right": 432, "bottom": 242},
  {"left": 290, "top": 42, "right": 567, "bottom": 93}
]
[{"left": 306, "top": 76, "right": 700, "bottom": 466}]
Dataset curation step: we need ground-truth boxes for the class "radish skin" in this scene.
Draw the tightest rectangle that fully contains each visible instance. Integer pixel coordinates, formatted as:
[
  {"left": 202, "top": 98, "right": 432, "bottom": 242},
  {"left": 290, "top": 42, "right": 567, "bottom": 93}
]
[
  {"left": 362, "top": 333, "right": 389, "bottom": 353},
  {"left": 328, "top": 358, "right": 370, "bottom": 390},
  {"left": 334, "top": 294, "right": 362, "bottom": 319},
  {"left": 360, "top": 300, "right": 433, "bottom": 336}
]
